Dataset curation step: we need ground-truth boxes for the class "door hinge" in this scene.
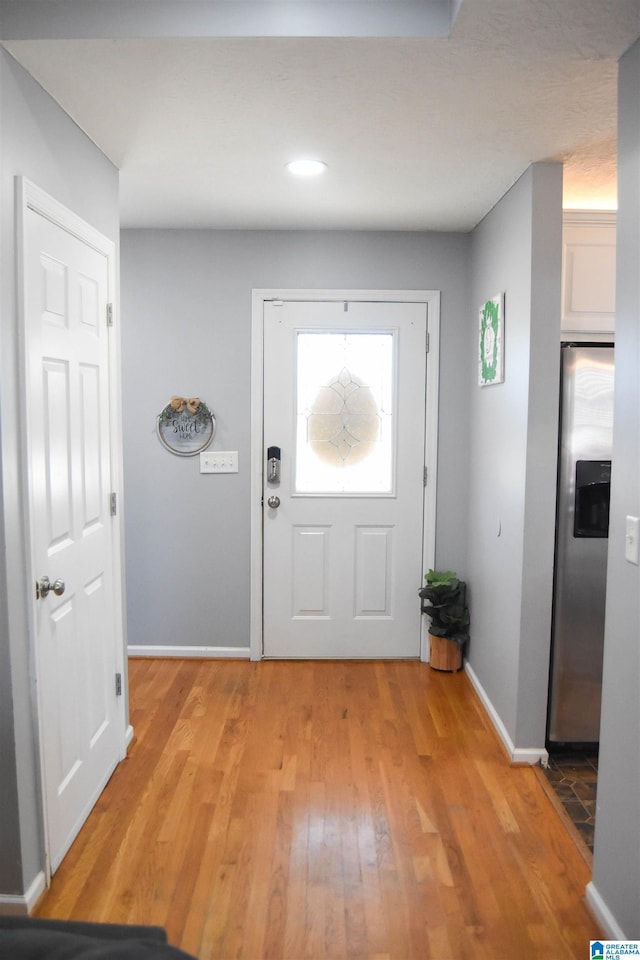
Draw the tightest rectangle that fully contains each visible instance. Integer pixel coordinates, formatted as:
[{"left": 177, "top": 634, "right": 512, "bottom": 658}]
[
  {"left": 110, "top": 492, "right": 117, "bottom": 516},
  {"left": 423, "top": 466, "right": 428, "bottom": 487},
  {"left": 106, "top": 302, "right": 114, "bottom": 327},
  {"left": 115, "top": 673, "right": 122, "bottom": 696}
]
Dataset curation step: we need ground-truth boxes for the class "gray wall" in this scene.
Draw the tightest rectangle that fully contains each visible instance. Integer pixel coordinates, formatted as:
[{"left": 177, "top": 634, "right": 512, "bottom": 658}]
[
  {"left": 120, "top": 230, "right": 471, "bottom": 650},
  {"left": 0, "top": 48, "right": 119, "bottom": 898},
  {"left": 467, "top": 163, "right": 562, "bottom": 749},
  {"left": 591, "top": 39, "right": 640, "bottom": 937}
]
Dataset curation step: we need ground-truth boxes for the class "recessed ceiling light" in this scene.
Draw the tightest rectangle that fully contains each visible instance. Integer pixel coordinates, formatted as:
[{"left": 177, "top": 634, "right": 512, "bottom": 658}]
[{"left": 286, "top": 159, "right": 327, "bottom": 177}]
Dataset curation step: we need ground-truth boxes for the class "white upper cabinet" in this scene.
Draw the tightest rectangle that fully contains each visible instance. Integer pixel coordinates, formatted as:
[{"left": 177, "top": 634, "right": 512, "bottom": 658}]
[{"left": 562, "top": 212, "right": 616, "bottom": 339}]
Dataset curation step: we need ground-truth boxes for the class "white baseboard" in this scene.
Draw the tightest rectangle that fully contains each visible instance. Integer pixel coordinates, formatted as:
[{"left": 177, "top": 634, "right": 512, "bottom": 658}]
[
  {"left": 127, "top": 645, "right": 250, "bottom": 659},
  {"left": 585, "top": 881, "right": 627, "bottom": 939},
  {"left": 125, "top": 724, "right": 134, "bottom": 749},
  {"left": 464, "top": 662, "right": 548, "bottom": 766},
  {"left": 0, "top": 871, "right": 46, "bottom": 916},
  {"left": 511, "top": 746, "right": 549, "bottom": 767}
]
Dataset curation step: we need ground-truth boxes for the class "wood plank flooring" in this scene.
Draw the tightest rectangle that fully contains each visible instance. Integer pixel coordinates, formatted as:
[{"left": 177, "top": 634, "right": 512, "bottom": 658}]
[{"left": 37, "top": 659, "right": 603, "bottom": 959}]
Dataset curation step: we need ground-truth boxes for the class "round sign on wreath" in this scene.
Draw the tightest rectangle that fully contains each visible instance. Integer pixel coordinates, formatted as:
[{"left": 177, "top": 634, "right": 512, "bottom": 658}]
[{"left": 157, "top": 396, "right": 215, "bottom": 456}]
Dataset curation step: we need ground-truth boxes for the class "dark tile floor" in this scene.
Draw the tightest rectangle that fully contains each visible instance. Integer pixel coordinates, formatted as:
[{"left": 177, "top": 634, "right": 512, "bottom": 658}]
[{"left": 542, "top": 747, "right": 599, "bottom": 852}]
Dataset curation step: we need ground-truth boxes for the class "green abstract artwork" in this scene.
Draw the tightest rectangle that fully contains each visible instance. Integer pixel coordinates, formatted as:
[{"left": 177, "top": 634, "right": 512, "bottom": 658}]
[{"left": 479, "top": 294, "right": 504, "bottom": 385}]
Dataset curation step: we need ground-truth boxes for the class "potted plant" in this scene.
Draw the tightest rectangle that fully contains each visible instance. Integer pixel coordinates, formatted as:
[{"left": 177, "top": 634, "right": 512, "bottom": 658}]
[{"left": 418, "top": 569, "right": 470, "bottom": 671}]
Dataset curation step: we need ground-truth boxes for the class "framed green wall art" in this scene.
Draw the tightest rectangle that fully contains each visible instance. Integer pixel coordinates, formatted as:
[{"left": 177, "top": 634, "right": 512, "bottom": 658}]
[{"left": 478, "top": 294, "right": 504, "bottom": 386}]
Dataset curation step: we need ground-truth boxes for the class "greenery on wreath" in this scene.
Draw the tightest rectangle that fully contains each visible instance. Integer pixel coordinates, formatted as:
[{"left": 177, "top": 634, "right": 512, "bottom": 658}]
[
  {"left": 418, "top": 569, "right": 470, "bottom": 646},
  {"left": 158, "top": 396, "right": 214, "bottom": 428}
]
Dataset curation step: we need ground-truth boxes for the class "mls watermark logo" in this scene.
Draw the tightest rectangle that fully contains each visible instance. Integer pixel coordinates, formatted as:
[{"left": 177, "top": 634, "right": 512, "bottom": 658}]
[{"left": 591, "top": 941, "right": 640, "bottom": 959}]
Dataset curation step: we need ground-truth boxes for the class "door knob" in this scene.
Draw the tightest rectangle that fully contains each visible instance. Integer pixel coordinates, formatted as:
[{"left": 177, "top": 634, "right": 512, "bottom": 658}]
[
  {"left": 267, "top": 495, "right": 281, "bottom": 509},
  {"left": 37, "top": 576, "right": 66, "bottom": 599}
]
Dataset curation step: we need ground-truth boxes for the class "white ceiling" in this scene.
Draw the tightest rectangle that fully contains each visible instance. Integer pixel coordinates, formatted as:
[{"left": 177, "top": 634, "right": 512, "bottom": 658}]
[{"left": 2, "top": 0, "right": 639, "bottom": 231}]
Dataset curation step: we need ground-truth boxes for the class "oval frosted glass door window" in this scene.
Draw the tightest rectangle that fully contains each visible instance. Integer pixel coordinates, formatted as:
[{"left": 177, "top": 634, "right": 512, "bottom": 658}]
[{"left": 295, "top": 332, "right": 394, "bottom": 494}]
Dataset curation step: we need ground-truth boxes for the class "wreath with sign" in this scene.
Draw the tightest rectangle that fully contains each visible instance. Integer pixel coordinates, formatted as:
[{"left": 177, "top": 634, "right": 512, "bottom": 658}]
[{"left": 157, "top": 396, "right": 216, "bottom": 456}]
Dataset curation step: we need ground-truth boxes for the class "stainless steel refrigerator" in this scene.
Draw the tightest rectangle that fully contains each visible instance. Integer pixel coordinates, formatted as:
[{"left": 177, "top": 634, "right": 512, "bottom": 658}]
[{"left": 547, "top": 343, "right": 614, "bottom": 744}]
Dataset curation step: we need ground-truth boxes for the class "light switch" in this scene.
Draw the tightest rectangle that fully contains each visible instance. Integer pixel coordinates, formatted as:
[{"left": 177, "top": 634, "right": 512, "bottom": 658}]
[
  {"left": 200, "top": 451, "right": 239, "bottom": 474},
  {"left": 625, "top": 515, "right": 639, "bottom": 565}
]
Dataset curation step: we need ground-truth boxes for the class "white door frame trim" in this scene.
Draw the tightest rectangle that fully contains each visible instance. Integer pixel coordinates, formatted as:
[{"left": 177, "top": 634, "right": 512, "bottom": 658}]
[
  {"left": 16, "top": 177, "right": 128, "bottom": 880},
  {"left": 250, "top": 289, "right": 440, "bottom": 662}
]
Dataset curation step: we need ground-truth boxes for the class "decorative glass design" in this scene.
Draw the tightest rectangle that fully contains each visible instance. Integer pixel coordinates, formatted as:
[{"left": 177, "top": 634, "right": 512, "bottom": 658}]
[{"left": 295, "top": 332, "right": 394, "bottom": 494}]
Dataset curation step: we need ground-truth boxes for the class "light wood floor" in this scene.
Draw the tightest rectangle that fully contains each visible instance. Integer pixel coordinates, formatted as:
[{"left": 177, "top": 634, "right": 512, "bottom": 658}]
[{"left": 37, "top": 659, "right": 603, "bottom": 959}]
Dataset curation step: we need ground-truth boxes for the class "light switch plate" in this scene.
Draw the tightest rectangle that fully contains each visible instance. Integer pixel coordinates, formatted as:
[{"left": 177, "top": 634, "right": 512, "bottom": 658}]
[
  {"left": 625, "top": 515, "right": 639, "bottom": 565},
  {"left": 200, "top": 451, "right": 238, "bottom": 474}
]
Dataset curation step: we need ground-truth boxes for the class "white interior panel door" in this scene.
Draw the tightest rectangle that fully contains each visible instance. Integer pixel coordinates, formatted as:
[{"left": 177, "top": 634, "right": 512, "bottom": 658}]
[
  {"left": 263, "top": 299, "right": 427, "bottom": 658},
  {"left": 24, "top": 202, "right": 121, "bottom": 873}
]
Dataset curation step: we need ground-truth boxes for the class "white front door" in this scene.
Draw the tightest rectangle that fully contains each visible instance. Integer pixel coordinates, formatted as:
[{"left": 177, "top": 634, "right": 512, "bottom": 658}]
[
  {"left": 263, "top": 298, "right": 428, "bottom": 658},
  {"left": 23, "top": 188, "right": 122, "bottom": 873}
]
